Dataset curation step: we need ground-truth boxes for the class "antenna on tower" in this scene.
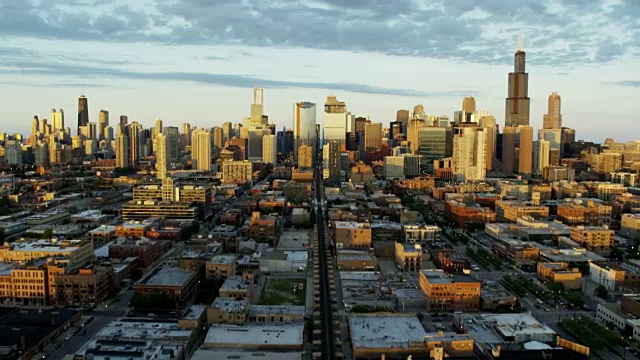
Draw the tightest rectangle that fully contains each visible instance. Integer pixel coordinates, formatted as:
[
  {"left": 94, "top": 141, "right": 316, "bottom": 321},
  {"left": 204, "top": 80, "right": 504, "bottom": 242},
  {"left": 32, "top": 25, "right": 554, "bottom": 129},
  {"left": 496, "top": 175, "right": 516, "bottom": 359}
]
[{"left": 517, "top": 34, "right": 524, "bottom": 52}]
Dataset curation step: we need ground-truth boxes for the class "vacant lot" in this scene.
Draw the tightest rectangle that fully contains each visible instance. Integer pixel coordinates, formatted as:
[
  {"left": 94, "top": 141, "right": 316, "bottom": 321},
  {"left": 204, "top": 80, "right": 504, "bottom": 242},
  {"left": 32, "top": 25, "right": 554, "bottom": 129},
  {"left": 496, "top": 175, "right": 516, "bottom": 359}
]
[{"left": 260, "top": 278, "right": 306, "bottom": 306}]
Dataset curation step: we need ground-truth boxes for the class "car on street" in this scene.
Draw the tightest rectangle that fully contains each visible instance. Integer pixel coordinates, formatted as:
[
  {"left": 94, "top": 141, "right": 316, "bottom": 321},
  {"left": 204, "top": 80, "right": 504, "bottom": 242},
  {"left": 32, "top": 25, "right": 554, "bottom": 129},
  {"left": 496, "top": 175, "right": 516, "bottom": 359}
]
[{"left": 544, "top": 308, "right": 551, "bottom": 312}]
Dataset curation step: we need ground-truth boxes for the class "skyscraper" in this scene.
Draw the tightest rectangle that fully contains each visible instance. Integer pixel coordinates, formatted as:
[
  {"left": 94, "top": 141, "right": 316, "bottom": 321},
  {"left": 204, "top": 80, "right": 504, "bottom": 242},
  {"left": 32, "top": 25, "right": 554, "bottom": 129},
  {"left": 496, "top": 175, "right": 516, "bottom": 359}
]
[
  {"left": 364, "top": 122, "right": 382, "bottom": 150},
  {"left": 543, "top": 92, "right": 562, "bottom": 129},
  {"left": 518, "top": 125, "right": 533, "bottom": 175},
  {"left": 31, "top": 116, "right": 39, "bottom": 135},
  {"left": 505, "top": 37, "right": 530, "bottom": 127},
  {"left": 212, "top": 127, "right": 224, "bottom": 148},
  {"left": 128, "top": 122, "right": 141, "bottom": 166},
  {"left": 452, "top": 124, "right": 487, "bottom": 182},
  {"left": 51, "top": 109, "right": 64, "bottom": 132},
  {"left": 323, "top": 141, "right": 341, "bottom": 184},
  {"left": 323, "top": 96, "right": 349, "bottom": 144},
  {"left": 98, "top": 110, "right": 109, "bottom": 141},
  {"left": 262, "top": 134, "right": 276, "bottom": 164},
  {"left": 418, "top": 127, "right": 452, "bottom": 170},
  {"left": 222, "top": 122, "right": 232, "bottom": 145},
  {"left": 182, "top": 123, "right": 192, "bottom": 148},
  {"left": 412, "top": 104, "right": 425, "bottom": 119},
  {"left": 293, "top": 102, "right": 317, "bottom": 162},
  {"left": 533, "top": 139, "right": 550, "bottom": 174},
  {"left": 407, "top": 118, "right": 425, "bottom": 154},
  {"left": 462, "top": 97, "right": 477, "bottom": 113},
  {"left": 501, "top": 126, "right": 516, "bottom": 174},
  {"left": 478, "top": 115, "right": 497, "bottom": 171},
  {"left": 156, "top": 133, "right": 168, "bottom": 179},
  {"left": 396, "top": 109, "right": 409, "bottom": 131},
  {"left": 191, "top": 129, "right": 212, "bottom": 172},
  {"left": 77, "top": 95, "right": 89, "bottom": 134},
  {"left": 251, "top": 86, "right": 265, "bottom": 125},
  {"left": 115, "top": 133, "right": 129, "bottom": 168},
  {"left": 276, "top": 128, "right": 294, "bottom": 159},
  {"left": 163, "top": 127, "right": 180, "bottom": 164}
]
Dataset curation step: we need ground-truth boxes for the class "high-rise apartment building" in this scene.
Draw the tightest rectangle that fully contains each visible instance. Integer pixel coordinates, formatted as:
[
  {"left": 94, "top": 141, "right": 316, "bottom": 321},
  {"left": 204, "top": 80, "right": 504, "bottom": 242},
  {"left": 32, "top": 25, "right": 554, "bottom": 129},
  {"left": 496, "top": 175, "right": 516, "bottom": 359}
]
[
  {"left": 452, "top": 125, "right": 487, "bottom": 181},
  {"left": 262, "top": 134, "right": 276, "bottom": 164},
  {"left": 364, "top": 122, "right": 382, "bottom": 150},
  {"left": 5, "top": 141, "right": 22, "bottom": 166},
  {"left": 77, "top": 95, "right": 89, "bottom": 134},
  {"left": 98, "top": 110, "right": 109, "bottom": 141},
  {"left": 163, "top": 127, "right": 179, "bottom": 164},
  {"left": 543, "top": 92, "right": 562, "bottom": 129},
  {"left": 222, "top": 160, "right": 253, "bottom": 183},
  {"left": 191, "top": 129, "right": 212, "bottom": 172},
  {"left": 115, "top": 133, "right": 129, "bottom": 168},
  {"left": 505, "top": 37, "right": 530, "bottom": 127},
  {"left": 51, "top": 109, "right": 64, "bottom": 132},
  {"left": 293, "top": 102, "right": 317, "bottom": 162},
  {"left": 128, "top": 122, "right": 141, "bottom": 166},
  {"left": 155, "top": 133, "right": 168, "bottom": 179},
  {"left": 478, "top": 115, "right": 496, "bottom": 171},
  {"left": 212, "top": 127, "right": 224, "bottom": 148}
]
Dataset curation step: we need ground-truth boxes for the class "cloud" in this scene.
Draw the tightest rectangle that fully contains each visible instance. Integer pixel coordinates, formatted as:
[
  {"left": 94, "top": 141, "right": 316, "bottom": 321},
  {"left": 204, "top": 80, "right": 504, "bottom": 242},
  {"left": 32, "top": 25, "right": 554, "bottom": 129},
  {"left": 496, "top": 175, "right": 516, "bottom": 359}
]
[
  {"left": 611, "top": 80, "right": 640, "bottom": 88},
  {"left": 0, "top": 60, "right": 473, "bottom": 98},
  {"left": 0, "top": 0, "right": 636, "bottom": 67}
]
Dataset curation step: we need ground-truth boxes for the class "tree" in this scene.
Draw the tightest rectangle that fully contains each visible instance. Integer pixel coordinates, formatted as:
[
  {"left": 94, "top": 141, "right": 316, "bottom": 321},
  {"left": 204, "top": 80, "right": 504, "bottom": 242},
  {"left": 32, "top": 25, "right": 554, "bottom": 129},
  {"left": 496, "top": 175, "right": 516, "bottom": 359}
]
[{"left": 595, "top": 285, "right": 608, "bottom": 299}]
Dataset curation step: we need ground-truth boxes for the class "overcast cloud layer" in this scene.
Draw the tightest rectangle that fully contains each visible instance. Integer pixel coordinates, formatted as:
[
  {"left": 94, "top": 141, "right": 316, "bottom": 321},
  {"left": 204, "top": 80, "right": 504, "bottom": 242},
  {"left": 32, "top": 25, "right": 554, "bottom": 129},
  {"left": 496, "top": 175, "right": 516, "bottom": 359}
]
[{"left": 0, "top": 0, "right": 638, "bottom": 140}]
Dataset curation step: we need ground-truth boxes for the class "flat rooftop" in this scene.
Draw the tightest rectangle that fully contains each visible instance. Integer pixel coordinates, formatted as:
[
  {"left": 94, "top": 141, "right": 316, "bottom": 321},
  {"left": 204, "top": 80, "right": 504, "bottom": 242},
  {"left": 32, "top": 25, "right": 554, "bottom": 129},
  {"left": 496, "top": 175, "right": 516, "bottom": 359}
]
[
  {"left": 211, "top": 254, "right": 236, "bottom": 265},
  {"left": 204, "top": 324, "right": 304, "bottom": 347},
  {"left": 249, "top": 305, "right": 305, "bottom": 316},
  {"left": 4, "top": 239, "right": 85, "bottom": 253},
  {"left": 334, "top": 221, "right": 370, "bottom": 229},
  {"left": 220, "top": 276, "right": 250, "bottom": 291},
  {"left": 212, "top": 297, "right": 249, "bottom": 313},
  {"left": 349, "top": 314, "right": 428, "bottom": 349},
  {"left": 192, "top": 349, "right": 303, "bottom": 360},
  {"left": 139, "top": 267, "right": 195, "bottom": 287}
]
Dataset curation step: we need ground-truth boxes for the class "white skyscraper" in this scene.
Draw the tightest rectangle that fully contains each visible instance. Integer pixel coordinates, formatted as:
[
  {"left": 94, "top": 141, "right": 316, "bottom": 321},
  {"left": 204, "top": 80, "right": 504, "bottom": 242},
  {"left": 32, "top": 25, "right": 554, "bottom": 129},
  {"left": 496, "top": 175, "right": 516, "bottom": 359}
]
[
  {"left": 452, "top": 125, "right": 486, "bottom": 182},
  {"left": 191, "top": 129, "right": 212, "bottom": 172},
  {"left": 262, "top": 134, "right": 276, "bottom": 164},
  {"left": 156, "top": 133, "right": 168, "bottom": 179},
  {"left": 533, "top": 139, "right": 550, "bottom": 175},
  {"left": 323, "top": 96, "right": 349, "bottom": 144},
  {"left": 293, "top": 102, "right": 317, "bottom": 162}
]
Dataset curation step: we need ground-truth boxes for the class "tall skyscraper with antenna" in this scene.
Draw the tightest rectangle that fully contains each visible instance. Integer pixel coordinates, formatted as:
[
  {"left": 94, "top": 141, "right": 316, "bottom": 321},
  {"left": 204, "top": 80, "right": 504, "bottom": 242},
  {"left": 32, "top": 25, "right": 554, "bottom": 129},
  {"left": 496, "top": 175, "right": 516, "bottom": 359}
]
[
  {"left": 77, "top": 95, "right": 89, "bottom": 135},
  {"left": 505, "top": 35, "right": 530, "bottom": 127}
]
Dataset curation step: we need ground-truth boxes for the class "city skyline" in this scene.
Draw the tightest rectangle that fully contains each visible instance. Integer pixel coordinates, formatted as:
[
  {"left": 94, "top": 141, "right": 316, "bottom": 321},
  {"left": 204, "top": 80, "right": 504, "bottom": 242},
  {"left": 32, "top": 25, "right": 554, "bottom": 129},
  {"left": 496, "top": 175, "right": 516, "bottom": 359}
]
[{"left": 0, "top": 0, "right": 638, "bottom": 142}]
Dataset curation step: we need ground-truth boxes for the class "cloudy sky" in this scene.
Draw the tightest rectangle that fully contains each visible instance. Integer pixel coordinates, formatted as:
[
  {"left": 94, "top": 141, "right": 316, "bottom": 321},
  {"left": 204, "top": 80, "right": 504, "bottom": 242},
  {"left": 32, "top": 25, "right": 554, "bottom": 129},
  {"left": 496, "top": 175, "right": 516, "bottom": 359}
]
[{"left": 0, "top": 0, "right": 638, "bottom": 141}]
